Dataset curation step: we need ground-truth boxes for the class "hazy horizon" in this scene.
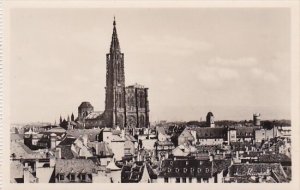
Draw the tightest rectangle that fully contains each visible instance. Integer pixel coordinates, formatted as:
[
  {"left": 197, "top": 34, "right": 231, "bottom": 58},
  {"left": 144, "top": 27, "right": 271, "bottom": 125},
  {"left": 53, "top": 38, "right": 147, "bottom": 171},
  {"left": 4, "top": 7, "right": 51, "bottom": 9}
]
[{"left": 10, "top": 8, "right": 291, "bottom": 123}]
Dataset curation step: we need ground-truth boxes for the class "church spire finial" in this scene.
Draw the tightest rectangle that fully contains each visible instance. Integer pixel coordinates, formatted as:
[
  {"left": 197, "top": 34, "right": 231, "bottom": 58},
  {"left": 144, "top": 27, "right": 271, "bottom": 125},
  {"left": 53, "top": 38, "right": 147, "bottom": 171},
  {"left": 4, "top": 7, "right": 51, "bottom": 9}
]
[{"left": 113, "top": 16, "right": 116, "bottom": 26}]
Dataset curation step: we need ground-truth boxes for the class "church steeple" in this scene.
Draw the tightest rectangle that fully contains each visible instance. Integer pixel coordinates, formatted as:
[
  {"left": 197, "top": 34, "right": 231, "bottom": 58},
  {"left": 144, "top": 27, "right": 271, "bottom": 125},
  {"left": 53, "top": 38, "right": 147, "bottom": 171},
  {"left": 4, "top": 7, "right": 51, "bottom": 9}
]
[
  {"left": 104, "top": 17, "right": 126, "bottom": 128},
  {"left": 110, "top": 17, "right": 120, "bottom": 53}
]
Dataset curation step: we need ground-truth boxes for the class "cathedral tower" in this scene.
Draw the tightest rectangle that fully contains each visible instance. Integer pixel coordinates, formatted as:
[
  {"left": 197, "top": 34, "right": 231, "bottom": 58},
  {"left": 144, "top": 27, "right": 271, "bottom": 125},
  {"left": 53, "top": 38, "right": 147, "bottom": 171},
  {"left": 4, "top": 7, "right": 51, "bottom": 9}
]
[{"left": 104, "top": 18, "right": 126, "bottom": 127}]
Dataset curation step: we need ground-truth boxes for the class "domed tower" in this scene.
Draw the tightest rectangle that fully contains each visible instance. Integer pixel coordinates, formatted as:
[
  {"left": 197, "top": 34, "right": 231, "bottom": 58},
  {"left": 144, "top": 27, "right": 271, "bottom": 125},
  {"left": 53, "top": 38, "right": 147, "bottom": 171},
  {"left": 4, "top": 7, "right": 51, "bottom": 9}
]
[
  {"left": 78, "top": 101, "right": 94, "bottom": 121},
  {"left": 206, "top": 112, "right": 215, "bottom": 128}
]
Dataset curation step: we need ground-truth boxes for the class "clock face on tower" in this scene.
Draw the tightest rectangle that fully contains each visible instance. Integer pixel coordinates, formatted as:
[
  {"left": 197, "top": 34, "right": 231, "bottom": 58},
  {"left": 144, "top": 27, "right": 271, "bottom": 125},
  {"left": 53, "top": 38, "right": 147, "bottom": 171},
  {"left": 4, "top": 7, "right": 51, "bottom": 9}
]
[{"left": 127, "top": 115, "right": 137, "bottom": 128}]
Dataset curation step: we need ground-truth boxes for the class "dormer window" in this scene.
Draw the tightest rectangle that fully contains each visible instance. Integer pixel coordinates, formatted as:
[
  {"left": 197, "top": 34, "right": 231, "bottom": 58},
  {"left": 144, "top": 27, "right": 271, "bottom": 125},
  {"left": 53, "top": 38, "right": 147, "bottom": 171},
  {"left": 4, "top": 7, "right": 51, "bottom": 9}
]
[
  {"left": 81, "top": 173, "right": 86, "bottom": 182},
  {"left": 59, "top": 174, "right": 64, "bottom": 181},
  {"left": 183, "top": 168, "right": 187, "bottom": 173},
  {"left": 70, "top": 173, "right": 75, "bottom": 182}
]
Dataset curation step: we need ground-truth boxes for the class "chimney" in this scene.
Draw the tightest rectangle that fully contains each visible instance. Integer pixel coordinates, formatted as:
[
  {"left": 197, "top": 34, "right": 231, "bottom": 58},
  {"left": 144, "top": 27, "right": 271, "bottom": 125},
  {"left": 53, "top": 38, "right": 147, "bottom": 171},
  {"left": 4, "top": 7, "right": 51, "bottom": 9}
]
[
  {"left": 23, "top": 163, "right": 30, "bottom": 183},
  {"left": 236, "top": 151, "right": 239, "bottom": 159},
  {"left": 50, "top": 133, "right": 57, "bottom": 149},
  {"left": 121, "top": 129, "right": 125, "bottom": 139},
  {"left": 56, "top": 147, "right": 62, "bottom": 159},
  {"left": 191, "top": 130, "right": 197, "bottom": 144},
  {"left": 95, "top": 143, "right": 99, "bottom": 156}
]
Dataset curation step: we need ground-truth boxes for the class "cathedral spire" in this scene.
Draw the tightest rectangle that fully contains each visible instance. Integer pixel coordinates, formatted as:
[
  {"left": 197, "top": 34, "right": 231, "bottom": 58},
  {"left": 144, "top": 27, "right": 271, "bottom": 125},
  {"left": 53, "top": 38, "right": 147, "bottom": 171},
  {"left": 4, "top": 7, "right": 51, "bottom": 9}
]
[{"left": 110, "top": 17, "right": 120, "bottom": 53}]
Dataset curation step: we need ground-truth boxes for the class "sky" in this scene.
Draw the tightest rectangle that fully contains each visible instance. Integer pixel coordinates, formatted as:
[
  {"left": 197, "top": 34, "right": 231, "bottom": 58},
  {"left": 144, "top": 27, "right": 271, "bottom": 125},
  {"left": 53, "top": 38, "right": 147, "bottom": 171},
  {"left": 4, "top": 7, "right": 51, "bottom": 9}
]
[{"left": 9, "top": 8, "right": 291, "bottom": 123}]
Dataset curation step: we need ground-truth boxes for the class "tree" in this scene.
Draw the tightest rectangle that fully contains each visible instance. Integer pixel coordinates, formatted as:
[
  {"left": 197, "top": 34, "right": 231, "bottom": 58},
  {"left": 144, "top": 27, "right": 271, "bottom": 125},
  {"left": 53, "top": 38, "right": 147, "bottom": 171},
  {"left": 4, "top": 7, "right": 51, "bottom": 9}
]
[{"left": 262, "top": 121, "right": 274, "bottom": 130}]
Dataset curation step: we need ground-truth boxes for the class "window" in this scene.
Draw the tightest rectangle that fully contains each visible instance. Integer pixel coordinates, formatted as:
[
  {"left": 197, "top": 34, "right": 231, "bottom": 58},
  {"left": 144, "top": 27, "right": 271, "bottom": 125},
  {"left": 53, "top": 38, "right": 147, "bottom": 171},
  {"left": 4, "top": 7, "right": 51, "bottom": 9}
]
[
  {"left": 81, "top": 173, "right": 86, "bottom": 182},
  {"left": 124, "top": 148, "right": 131, "bottom": 155},
  {"left": 164, "top": 177, "right": 169, "bottom": 183},
  {"left": 176, "top": 178, "right": 180, "bottom": 183},
  {"left": 59, "top": 174, "right": 64, "bottom": 181},
  {"left": 189, "top": 177, "right": 193, "bottom": 183},
  {"left": 197, "top": 177, "right": 201, "bottom": 183},
  {"left": 182, "top": 178, "right": 187, "bottom": 183},
  {"left": 70, "top": 174, "right": 75, "bottom": 182}
]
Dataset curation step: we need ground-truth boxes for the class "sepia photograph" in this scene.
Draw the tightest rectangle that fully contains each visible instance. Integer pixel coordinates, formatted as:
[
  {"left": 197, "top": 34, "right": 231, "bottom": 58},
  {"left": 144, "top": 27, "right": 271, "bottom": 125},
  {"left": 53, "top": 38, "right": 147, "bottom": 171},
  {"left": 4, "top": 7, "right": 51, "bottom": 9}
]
[{"left": 2, "top": 1, "right": 299, "bottom": 189}]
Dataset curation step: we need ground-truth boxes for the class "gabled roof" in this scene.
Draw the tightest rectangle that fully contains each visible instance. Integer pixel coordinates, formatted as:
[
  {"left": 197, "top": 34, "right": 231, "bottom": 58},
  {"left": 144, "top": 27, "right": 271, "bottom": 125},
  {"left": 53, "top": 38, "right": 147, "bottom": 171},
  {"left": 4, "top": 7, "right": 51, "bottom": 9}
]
[
  {"left": 158, "top": 159, "right": 213, "bottom": 178},
  {"left": 196, "top": 127, "right": 227, "bottom": 139},
  {"left": 179, "top": 129, "right": 195, "bottom": 141},
  {"left": 55, "top": 159, "right": 99, "bottom": 174}
]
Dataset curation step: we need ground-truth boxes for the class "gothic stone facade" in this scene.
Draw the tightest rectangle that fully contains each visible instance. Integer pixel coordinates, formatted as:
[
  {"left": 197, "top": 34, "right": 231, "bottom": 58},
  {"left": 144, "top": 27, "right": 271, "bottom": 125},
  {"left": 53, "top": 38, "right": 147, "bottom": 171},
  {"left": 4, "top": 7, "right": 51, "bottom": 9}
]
[{"left": 77, "top": 18, "right": 149, "bottom": 129}]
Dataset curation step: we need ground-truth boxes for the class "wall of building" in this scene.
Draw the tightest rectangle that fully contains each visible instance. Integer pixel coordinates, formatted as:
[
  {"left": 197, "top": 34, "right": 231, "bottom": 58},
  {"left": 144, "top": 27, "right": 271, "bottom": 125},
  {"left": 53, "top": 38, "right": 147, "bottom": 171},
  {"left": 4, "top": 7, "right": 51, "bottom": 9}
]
[
  {"left": 255, "top": 129, "right": 277, "bottom": 143},
  {"left": 35, "top": 167, "right": 54, "bottom": 183},
  {"left": 110, "top": 141, "right": 125, "bottom": 161}
]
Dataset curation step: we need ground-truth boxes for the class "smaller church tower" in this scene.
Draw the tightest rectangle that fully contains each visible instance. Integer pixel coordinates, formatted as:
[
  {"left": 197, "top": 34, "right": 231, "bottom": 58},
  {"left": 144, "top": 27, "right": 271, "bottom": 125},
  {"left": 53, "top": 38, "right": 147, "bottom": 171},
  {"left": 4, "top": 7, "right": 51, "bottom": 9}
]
[{"left": 206, "top": 112, "right": 215, "bottom": 128}]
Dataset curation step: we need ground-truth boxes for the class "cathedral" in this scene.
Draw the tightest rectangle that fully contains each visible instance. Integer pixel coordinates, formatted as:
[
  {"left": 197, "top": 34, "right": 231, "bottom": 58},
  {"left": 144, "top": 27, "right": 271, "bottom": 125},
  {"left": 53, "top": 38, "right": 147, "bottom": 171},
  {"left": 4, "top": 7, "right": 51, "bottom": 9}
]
[{"left": 75, "top": 18, "right": 150, "bottom": 129}]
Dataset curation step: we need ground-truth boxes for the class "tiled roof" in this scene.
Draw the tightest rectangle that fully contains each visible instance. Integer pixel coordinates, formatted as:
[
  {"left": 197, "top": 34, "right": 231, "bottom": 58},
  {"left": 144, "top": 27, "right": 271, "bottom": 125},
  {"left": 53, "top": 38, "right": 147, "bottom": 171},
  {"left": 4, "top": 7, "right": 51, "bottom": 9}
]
[
  {"left": 196, "top": 127, "right": 227, "bottom": 139},
  {"left": 66, "top": 129, "right": 102, "bottom": 142},
  {"left": 59, "top": 146, "right": 75, "bottom": 159},
  {"left": 242, "top": 151, "right": 262, "bottom": 157},
  {"left": 10, "top": 133, "right": 23, "bottom": 142},
  {"left": 195, "top": 145, "right": 222, "bottom": 153},
  {"left": 125, "top": 134, "right": 137, "bottom": 142},
  {"left": 55, "top": 159, "right": 99, "bottom": 174},
  {"left": 258, "top": 154, "right": 291, "bottom": 164},
  {"left": 213, "top": 159, "right": 231, "bottom": 173},
  {"left": 10, "top": 141, "right": 48, "bottom": 159},
  {"left": 158, "top": 159, "right": 213, "bottom": 178},
  {"left": 235, "top": 127, "right": 257, "bottom": 138},
  {"left": 58, "top": 136, "right": 76, "bottom": 146},
  {"left": 85, "top": 111, "right": 103, "bottom": 119},
  {"left": 179, "top": 129, "right": 195, "bottom": 141},
  {"left": 229, "top": 163, "right": 288, "bottom": 182}
]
